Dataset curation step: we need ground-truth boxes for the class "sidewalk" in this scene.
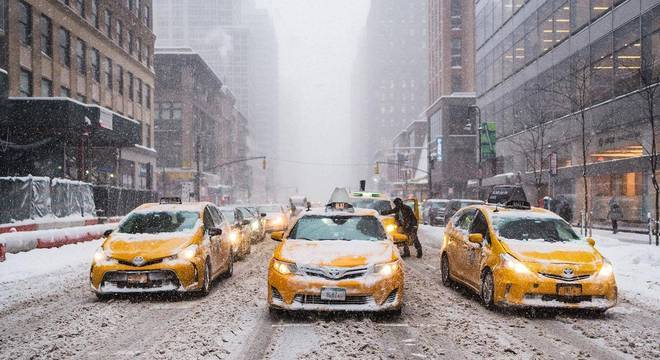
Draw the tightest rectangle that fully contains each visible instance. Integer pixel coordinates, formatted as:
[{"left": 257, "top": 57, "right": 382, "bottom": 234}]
[{"left": 587, "top": 228, "right": 656, "bottom": 245}]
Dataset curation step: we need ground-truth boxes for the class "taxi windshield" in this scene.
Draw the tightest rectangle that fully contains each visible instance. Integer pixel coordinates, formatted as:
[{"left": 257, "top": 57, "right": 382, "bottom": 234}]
[
  {"left": 492, "top": 215, "right": 581, "bottom": 243},
  {"left": 430, "top": 202, "right": 447, "bottom": 209},
  {"left": 117, "top": 211, "right": 200, "bottom": 234},
  {"left": 350, "top": 199, "right": 393, "bottom": 213},
  {"left": 221, "top": 211, "right": 236, "bottom": 223},
  {"left": 289, "top": 215, "right": 387, "bottom": 241}
]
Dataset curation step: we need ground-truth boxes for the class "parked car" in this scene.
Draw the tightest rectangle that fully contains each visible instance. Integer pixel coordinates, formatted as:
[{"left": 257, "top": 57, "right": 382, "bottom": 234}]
[
  {"left": 444, "top": 199, "right": 485, "bottom": 225},
  {"left": 423, "top": 199, "right": 449, "bottom": 226}
]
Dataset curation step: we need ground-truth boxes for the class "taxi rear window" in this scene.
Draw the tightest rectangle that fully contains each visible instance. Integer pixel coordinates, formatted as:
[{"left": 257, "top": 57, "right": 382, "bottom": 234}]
[
  {"left": 118, "top": 211, "right": 199, "bottom": 234},
  {"left": 350, "top": 199, "right": 393, "bottom": 212},
  {"left": 289, "top": 215, "right": 386, "bottom": 241}
]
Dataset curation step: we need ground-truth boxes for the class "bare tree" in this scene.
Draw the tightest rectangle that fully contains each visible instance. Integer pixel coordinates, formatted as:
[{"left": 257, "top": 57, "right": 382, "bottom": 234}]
[{"left": 505, "top": 82, "right": 555, "bottom": 202}]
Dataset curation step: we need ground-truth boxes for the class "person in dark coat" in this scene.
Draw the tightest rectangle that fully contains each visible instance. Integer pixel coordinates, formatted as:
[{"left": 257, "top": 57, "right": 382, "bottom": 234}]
[
  {"left": 607, "top": 198, "right": 624, "bottom": 234},
  {"left": 381, "top": 198, "right": 422, "bottom": 258}
]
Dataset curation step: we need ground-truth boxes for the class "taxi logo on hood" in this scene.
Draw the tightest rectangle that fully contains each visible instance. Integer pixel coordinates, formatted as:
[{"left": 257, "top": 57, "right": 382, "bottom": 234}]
[
  {"left": 133, "top": 256, "right": 146, "bottom": 267},
  {"left": 563, "top": 268, "right": 574, "bottom": 278}
]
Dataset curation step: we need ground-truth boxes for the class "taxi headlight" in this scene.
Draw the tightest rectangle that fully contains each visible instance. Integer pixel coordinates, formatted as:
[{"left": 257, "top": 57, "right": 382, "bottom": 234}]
[
  {"left": 273, "top": 216, "right": 283, "bottom": 225},
  {"left": 178, "top": 245, "right": 198, "bottom": 261},
  {"left": 93, "top": 247, "right": 108, "bottom": 263},
  {"left": 251, "top": 221, "right": 260, "bottom": 230},
  {"left": 385, "top": 224, "right": 397, "bottom": 233},
  {"left": 374, "top": 260, "right": 400, "bottom": 276},
  {"left": 596, "top": 260, "right": 614, "bottom": 279},
  {"left": 500, "top": 253, "right": 533, "bottom": 275},
  {"left": 229, "top": 231, "right": 239, "bottom": 244},
  {"left": 272, "top": 259, "right": 298, "bottom": 275}
]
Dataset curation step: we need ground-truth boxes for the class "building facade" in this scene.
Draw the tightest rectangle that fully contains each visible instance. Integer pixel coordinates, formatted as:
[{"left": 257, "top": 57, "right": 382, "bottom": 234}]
[
  {"left": 154, "top": 50, "right": 250, "bottom": 204},
  {"left": 0, "top": 0, "right": 156, "bottom": 190},
  {"left": 351, "top": 0, "right": 428, "bottom": 190},
  {"left": 476, "top": 0, "right": 660, "bottom": 226},
  {"left": 423, "top": 0, "right": 478, "bottom": 199}
]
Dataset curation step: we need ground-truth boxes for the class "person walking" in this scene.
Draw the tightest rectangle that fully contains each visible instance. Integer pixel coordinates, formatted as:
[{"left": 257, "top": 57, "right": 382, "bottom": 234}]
[
  {"left": 381, "top": 198, "right": 423, "bottom": 258},
  {"left": 607, "top": 197, "right": 623, "bottom": 234}
]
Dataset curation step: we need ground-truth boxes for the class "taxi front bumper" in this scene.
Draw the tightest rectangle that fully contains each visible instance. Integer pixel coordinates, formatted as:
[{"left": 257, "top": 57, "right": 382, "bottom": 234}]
[
  {"left": 268, "top": 269, "right": 403, "bottom": 312},
  {"left": 493, "top": 268, "right": 617, "bottom": 310},
  {"left": 90, "top": 257, "right": 204, "bottom": 294}
]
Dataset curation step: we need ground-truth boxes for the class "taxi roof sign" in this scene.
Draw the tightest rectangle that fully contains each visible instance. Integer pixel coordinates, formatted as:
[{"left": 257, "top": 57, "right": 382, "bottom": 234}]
[{"left": 352, "top": 192, "right": 382, "bottom": 198}]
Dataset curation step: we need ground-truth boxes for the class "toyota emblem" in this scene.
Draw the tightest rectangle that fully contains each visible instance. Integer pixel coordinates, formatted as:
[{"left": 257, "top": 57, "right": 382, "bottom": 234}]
[
  {"left": 133, "top": 256, "right": 146, "bottom": 266},
  {"left": 563, "top": 268, "right": 574, "bottom": 278}
]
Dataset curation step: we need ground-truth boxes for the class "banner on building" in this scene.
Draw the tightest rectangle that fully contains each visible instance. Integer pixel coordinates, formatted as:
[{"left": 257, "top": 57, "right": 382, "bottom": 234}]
[{"left": 480, "top": 122, "right": 496, "bottom": 160}]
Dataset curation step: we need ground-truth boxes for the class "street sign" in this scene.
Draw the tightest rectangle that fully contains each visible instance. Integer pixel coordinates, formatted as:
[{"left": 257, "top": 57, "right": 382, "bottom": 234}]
[
  {"left": 436, "top": 137, "right": 443, "bottom": 161},
  {"left": 549, "top": 152, "right": 558, "bottom": 176},
  {"left": 480, "top": 122, "right": 496, "bottom": 160}
]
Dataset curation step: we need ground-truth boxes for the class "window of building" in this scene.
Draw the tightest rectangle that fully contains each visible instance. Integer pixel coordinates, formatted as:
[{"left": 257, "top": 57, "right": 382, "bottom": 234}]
[
  {"left": 40, "top": 15, "right": 52, "bottom": 57},
  {"left": 144, "top": 5, "right": 150, "bottom": 27},
  {"left": 156, "top": 102, "right": 182, "bottom": 120},
  {"left": 539, "top": 2, "right": 555, "bottom": 54},
  {"left": 18, "top": 1, "right": 32, "bottom": 46},
  {"left": 137, "top": 38, "right": 142, "bottom": 61},
  {"left": 128, "top": 72, "right": 134, "bottom": 101},
  {"left": 116, "top": 20, "right": 123, "bottom": 47},
  {"left": 20, "top": 69, "right": 32, "bottom": 96},
  {"left": 77, "top": 93, "right": 87, "bottom": 103},
  {"left": 591, "top": 0, "right": 611, "bottom": 22},
  {"left": 145, "top": 84, "right": 151, "bottom": 109},
  {"left": 104, "top": 9, "right": 112, "bottom": 38},
  {"left": 91, "top": 0, "right": 99, "bottom": 28},
  {"left": 590, "top": 33, "right": 614, "bottom": 105},
  {"left": 128, "top": 31, "right": 134, "bottom": 55},
  {"left": 91, "top": 48, "right": 100, "bottom": 82},
  {"left": 570, "top": 0, "right": 589, "bottom": 33},
  {"left": 451, "top": 72, "right": 463, "bottom": 92},
  {"left": 137, "top": 78, "right": 143, "bottom": 104},
  {"left": 59, "top": 27, "right": 71, "bottom": 67},
  {"left": 450, "top": 0, "right": 462, "bottom": 30},
  {"left": 76, "top": 0, "right": 85, "bottom": 18},
  {"left": 554, "top": 1, "right": 570, "bottom": 44},
  {"left": 40, "top": 78, "right": 53, "bottom": 97},
  {"left": 59, "top": 0, "right": 70, "bottom": 5},
  {"left": 104, "top": 57, "right": 113, "bottom": 90},
  {"left": 0, "top": 0, "right": 6, "bottom": 34},
  {"left": 614, "top": 18, "right": 641, "bottom": 95},
  {"left": 145, "top": 124, "right": 151, "bottom": 148},
  {"left": 60, "top": 86, "right": 70, "bottom": 98},
  {"left": 642, "top": 5, "right": 660, "bottom": 79},
  {"left": 145, "top": 46, "right": 151, "bottom": 67},
  {"left": 502, "top": 0, "right": 513, "bottom": 22},
  {"left": 451, "top": 38, "right": 462, "bottom": 67},
  {"left": 76, "top": 39, "right": 86, "bottom": 75},
  {"left": 117, "top": 65, "right": 124, "bottom": 95}
]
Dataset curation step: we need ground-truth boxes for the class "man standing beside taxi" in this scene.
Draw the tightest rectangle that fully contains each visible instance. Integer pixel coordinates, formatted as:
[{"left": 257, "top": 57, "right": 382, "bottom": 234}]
[{"left": 381, "top": 198, "right": 423, "bottom": 258}]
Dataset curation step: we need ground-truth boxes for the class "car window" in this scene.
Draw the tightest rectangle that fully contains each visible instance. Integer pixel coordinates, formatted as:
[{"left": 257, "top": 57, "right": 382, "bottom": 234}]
[
  {"left": 469, "top": 210, "right": 490, "bottom": 243},
  {"left": 350, "top": 198, "right": 393, "bottom": 212},
  {"left": 455, "top": 209, "right": 476, "bottom": 231},
  {"left": 221, "top": 210, "right": 235, "bottom": 223},
  {"left": 203, "top": 207, "right": 216, "bottom": 229},
  {"left": 209, "top": 206, "right": 223, "bottom": 226},
  {"left": 288, "top": 215, "right": 387, "bottom": 241},
  {"left": 492, "top": 216, "right": 581, "bottom": 243},
  {"left": 117, "top": 211, "right": 200, "bottom": 234}
]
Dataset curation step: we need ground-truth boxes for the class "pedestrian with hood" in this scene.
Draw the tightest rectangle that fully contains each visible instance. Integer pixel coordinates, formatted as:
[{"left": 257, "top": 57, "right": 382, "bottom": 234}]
[
  {"left": 381, "top": 198, "right": 422, "bottom": 258},
  {"left": 608, "top": 197, "right": 623, "bottom": 234}
]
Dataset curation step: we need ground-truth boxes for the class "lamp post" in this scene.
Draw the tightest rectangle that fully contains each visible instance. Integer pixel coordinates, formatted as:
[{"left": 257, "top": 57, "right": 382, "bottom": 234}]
[{"left": 469, "top": 105, "right": 482, "bottom": 197}]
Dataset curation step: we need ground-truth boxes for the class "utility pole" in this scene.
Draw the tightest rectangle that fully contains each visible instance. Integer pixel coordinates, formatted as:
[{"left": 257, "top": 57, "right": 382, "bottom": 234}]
[
  {"left": 470, "top": 105, "right": 482, "bottom": 198},
  {"left": 195, "top": 133, "right": 201, "bottom": 202},
  {"left": 427, "top": 115, "right": 433, "bottom": 198}
]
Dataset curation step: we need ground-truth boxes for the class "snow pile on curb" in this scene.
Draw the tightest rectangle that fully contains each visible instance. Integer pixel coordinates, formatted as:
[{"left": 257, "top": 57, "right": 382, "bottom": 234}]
[{"left": 0, "top": 223, "right": 116, "bottom": 254}]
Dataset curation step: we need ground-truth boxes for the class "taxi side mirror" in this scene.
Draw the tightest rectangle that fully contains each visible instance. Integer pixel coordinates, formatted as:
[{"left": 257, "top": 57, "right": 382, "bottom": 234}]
[
  {"left": 271, "top": 231, "right": 284, "bottom": 241},
  {"left": 468, "top": 233, "right": 484, "bottom": 244},
  {"left": 208, "top": 227, "right": 222, "bottom": 237},
  {"left": 587, "top": 237, "right": 595, "bottom": 246},
  {"left": 242, "top": 219, "right": 251, "bottom": 226},
  {"left": 260, "top": 213, "right": 267, "bottom": 218},
  {"left": 103, "top": 229, "right": 113, "bottom": 238},
  {"left": 391, "top": 232, "right": 408, "bottom": 245}
]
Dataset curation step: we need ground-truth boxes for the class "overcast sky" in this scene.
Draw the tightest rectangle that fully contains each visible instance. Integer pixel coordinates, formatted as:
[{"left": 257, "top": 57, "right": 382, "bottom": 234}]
[{"left": 255, "top": 0, "right": 371, "bottom": 202}]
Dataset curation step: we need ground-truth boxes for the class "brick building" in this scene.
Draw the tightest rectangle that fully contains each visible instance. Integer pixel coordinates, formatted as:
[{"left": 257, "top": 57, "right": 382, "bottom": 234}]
[{"left": 0, "top": 0, "right": 156, "bottom": 190}]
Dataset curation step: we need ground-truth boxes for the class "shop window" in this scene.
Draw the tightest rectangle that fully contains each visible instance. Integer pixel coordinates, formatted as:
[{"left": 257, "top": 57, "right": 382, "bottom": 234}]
[
  {"left": 121, "top": 160, "right": 135, "bottom": 189},
  {"left": 614, "top": 18, "right": 641, "bottom": 95}
]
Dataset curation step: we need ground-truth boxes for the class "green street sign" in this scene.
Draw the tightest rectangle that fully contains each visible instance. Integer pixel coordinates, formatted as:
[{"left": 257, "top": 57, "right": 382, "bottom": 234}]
[{"left": 480, "top": 122, "right": 496, "bottom": 160}]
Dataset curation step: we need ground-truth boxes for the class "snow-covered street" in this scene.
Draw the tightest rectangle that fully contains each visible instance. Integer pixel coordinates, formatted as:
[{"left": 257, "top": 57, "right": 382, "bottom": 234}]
[{"left": 0, "top": 226, "right": 658, "bottom": 359}]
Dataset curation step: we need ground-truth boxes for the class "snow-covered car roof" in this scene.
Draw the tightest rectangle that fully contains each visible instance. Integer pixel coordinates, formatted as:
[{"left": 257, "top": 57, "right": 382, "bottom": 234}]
[
  {"left": 132, "top": 202, "right": 211, "bottom": 214},
  {"left": 298, "top": 207, "right": 379, "bottom": 217},
  {"left": 478, "top": 204, "right": 563, "bottom": 221}
]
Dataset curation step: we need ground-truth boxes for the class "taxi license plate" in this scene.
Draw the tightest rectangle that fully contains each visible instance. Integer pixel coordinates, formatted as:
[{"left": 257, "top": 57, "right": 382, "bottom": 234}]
[
  {"left": 127, "top": 273, "right": 148, "bottom": 284},
  {"left": 321, "top": 287, "right": 346, "bottom": 301},
  {"left": 556, "top": 284, "right": 582, "bottom": 296}
]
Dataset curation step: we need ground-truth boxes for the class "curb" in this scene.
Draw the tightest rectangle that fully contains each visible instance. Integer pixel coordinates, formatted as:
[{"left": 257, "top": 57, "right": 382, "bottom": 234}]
[{"left": 0, "top": 217, "right": 123, "bottom": 235}]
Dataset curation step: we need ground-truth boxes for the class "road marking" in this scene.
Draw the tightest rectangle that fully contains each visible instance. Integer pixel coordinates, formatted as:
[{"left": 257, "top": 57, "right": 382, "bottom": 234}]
[
  {"left": 379, "top": 323, "right": 409, "bottom": 327},
  {"left": 271, "top": 323, "right": 314, "bottom": 328}
]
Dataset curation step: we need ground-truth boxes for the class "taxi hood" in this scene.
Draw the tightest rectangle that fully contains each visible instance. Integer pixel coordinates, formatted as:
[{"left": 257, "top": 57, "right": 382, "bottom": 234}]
[
  {"left": 278, "top": 239, "right": 397, "bottom": 267},
  {"left": 104, "top": 228, "right": 201, "bottom": 262},
  {"left": 499, "top": 238, "right": 601, "bottom": 264}
]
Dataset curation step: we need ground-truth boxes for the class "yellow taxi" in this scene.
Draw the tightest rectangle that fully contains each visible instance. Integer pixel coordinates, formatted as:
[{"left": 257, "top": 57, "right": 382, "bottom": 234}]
[
  {"left": 440, "top": 200, "right": 617, "bottom": 311},
  {"left": 90, "top": 198, "right": 238, "bottom": 298},
  {"left": 349, "top": 191, "right": 409, "bottom": 246},
  {"left": 267, "top": 202, "right": 406, "bottom": 314}
]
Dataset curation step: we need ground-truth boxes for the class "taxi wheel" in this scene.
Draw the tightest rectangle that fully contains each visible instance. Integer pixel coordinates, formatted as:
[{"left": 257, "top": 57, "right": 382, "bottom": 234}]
[
  {"left": 441, "top": 253, "right": 453, "bottom": 287},
  {"left": 224, "top": 251, "right": 234, "bottom": 278},
  {"left": 199, "top": 259, "right": 212, "bottom": 296},
  {"left": 480, "top": 269, "right": 495, "bottom": 309}
]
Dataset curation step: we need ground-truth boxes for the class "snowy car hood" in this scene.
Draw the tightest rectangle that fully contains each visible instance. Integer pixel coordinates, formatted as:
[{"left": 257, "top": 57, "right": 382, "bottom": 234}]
[
  {"left": 500, "top": 238, "right": 600, "bottom": 265},
  {"left": 104, "top": 230, "right": 198, "bottom": 262},
  {"left": 278, "top": 239, "right": 396, "bottom": 267}
]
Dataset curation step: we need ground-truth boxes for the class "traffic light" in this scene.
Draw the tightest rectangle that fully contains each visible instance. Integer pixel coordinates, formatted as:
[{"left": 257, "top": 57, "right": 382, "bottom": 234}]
[{"left": 262, "top": 158, "right": 267, "bottom": 170}]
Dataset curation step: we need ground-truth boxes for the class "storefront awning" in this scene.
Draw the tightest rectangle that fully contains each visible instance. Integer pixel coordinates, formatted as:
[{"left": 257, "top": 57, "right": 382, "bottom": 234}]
[{"left": 0, "top": 97, "right": 141, "bottom": 148}]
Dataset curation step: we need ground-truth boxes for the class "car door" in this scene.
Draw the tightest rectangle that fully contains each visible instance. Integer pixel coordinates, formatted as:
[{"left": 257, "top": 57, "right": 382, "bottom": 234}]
[
  {"left": 445, "top": 208, "right": 471, "bottom": 280},
  {"left": 208, "top": 206, "right": 229, "bottom": 275},
  {"left": 452, "top": 208, "right": 477, "bottom": 282},
  {"left": 203, "top": 206, "right": 223, "bottom": 274},
  {"left": 465, "top": 209, "right": 490, "bottom": 288}
]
